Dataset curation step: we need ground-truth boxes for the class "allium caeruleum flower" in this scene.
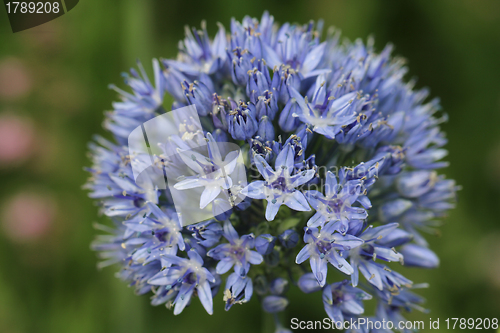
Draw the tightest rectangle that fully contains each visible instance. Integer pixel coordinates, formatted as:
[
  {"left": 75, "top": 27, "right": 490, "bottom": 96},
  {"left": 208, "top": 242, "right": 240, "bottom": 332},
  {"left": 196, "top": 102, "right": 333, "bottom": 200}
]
[
  {"left": 148, "top": 249, "right": 216, "bottom": 315},
  {"left": 305, "top": 170, "right": 370, "bottom": 232},
  {"left": 241, "top": 145, "right": 315, "bottom": 221},
  {"left": 322, "top": 279, "right": 373, "bottom": 324},
  {"left": 207, "top": 221, "right": 263, "bottom": 276},
  {"left": 86, "top": 11, "right": 458, "bottom": 332},
  {"left": 296, "top": 223, "right": 364, "bottom": 286},
  {"left": 174, "top": 133, "right": 236, "bottom": 209}
]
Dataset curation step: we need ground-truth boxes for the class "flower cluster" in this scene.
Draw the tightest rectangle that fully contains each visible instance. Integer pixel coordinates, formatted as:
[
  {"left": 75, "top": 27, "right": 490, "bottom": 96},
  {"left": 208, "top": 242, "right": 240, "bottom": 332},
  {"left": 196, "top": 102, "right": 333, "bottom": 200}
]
[{"left": 86, "top": 12, "right": 458, "bottom": 332}]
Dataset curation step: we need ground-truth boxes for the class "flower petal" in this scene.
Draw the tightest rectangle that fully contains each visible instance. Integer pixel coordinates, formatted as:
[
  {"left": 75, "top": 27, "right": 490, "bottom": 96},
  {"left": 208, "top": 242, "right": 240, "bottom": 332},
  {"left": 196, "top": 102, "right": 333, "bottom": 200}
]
[
  {"left": 285, "top": 191, "right": 311, "bottom": 212},
  {"left": 197, "top": 280, "right": 214, "bottom": 315},
  {"left": 241, "top": 181, "right": 266, "bottom": 199},
  {"left": 248, "top": 250, "right": 263, "bottom": 265},
  {"left": 265, "top": 200, "right": 282, "bottom": 221},
  {"left": 200, "top": 186, "right": 221, "bottom": 209},
  {"left": 173, "top": 284, "right": 195, "bottom": 315},
  {"left": 310, "top": 256, "right": 327, "bottom": 287},
  {"left": 295, "top": 245, "right": 311, "bottom": 264},
  {"left": 216, "top": 258, "right": 234, "bottom": 274},
  {"left": 275, "top": 144, "right": 294, "bottom": 174}
]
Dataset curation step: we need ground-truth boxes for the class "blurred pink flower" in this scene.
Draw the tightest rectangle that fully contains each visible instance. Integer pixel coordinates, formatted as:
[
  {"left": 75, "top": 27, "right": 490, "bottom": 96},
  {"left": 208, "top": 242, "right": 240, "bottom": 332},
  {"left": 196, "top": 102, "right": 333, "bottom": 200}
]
[
  {"left": 0, "top": 58, "right": 33, "bottom": 100},
  {"left": 1, "top": 192, "right": 56, "bottom": 242},
  {"left": 0, "top": 114, "right": 36, "bottom": 165},
  {"left": 21, "top": 21, "right": 62, "bottom": 52}
]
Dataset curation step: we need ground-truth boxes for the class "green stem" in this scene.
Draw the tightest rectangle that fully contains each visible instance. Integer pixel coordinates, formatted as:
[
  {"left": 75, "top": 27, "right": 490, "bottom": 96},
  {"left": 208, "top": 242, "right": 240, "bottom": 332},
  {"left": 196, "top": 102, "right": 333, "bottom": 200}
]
[{"left": 262, "top": 310, "right": 275, "bottom": 333}]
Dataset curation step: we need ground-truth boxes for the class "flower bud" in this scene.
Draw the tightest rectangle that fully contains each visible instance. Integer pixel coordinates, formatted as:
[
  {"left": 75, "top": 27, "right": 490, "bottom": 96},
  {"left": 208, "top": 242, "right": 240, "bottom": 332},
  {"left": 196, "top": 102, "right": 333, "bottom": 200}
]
[
  {"left": 298, "top": 273, "right": 322, "bottom": 294},
  {"left": 255, "top": 234, "right": 276, "bottom": 255},
  {"left": 378, "top": 199, "right": 412, "bottom": 222},
  {"left": 257, "top": 116, "right": 275, "bottom": 142},
  {"left": 269, "top": 278, "right": 288, "bottom": 295},
  {"left": 397, "top": 170, "right": 437, "bottom": 198},
  {"left": 279, "top": 98, "right": 300, "bottom": 132},
  {"left": 279, "top": 229, "right": 299, "bottom": 248},
  {"left": 262, "top": 295, "right": 288, "bottom": 313},
  {"left": 400, "top": 244, "right": 439, "bottom": 268}
]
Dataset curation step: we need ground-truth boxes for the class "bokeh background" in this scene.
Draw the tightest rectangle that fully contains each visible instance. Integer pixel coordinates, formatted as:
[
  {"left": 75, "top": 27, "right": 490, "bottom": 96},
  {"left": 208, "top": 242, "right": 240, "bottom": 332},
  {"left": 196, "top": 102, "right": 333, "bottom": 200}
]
[{"left": 0, "top": 1, "right": 499, "bottom": 332}]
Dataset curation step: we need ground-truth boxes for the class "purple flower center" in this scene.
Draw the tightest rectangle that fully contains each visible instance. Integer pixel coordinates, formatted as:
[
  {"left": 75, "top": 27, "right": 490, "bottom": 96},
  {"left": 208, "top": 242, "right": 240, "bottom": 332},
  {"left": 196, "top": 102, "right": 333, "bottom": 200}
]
[
  {"left": 202, "top": 163, "right": 218, "bottom": 175},
  {"left": 316, "top": 239, "right": 333, "bottom": 255},
  {"left": 231, "top": 246, "right": 246, "bottom": 260},
  {"left": 269, "top": 176, "right": 288, "bottom": 192},
  {"left": 331, "top": 289, "right": 344, "bottom": 304},
  {"left": 326, "top": 198, "right": 343, "bottom": 214},
  {"left": 183, "top": 271, "right": 197, "bottom": 285},
  {"left": 285, "top": 58, "right": 300, "bottom": 70},
  {"left": 133, "top": 197, "right": 145, "bottom": 208}
]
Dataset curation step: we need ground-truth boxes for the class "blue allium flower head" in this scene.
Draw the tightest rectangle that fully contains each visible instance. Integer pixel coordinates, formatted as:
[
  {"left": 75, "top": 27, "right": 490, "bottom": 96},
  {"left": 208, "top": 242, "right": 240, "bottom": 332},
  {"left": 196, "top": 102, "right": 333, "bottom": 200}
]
[{"left": 86, "top": 11, "right": 458, "bottom": 331}]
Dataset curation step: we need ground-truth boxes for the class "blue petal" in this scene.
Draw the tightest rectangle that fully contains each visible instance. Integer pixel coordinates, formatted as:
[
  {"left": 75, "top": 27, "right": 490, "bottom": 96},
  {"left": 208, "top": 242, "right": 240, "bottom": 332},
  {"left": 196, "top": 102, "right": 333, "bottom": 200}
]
[
  {"left": 302, "top": 43, "right": 326, "bottom": 74},
  {"left": 216, "top": 258, "right": 234, "bottom": 274},
  {"left": 324, "top": 304, "right": 344, "bottom": 324},
  {"left": 265, "top": 200, "right": 282, "bottom": 221},
  {"left": 378, "top": 199, "right": 412, "bottom": 222},
  {"left": 206, "top": 133, "right": 222, "bottom": 163},
  {"left": 241, "top": 181, "right": 266, "bottom": 199},
  {"left": 330, "top": 234, "right": 364, "bottom": 251},
  {"left": 187, "top": 248, "right": 204, "bottom": 265},
  {"left": 275, "top": 144, "right": 294, "bottom": 174},
  {"left": 350, "top": 259, "right": 359, "bottom": 287},
  {"left": 298, "top": 273, "right": 321, "bottom": 293},
  {"left": 205, "top": 269, "right": 216, "bottom": 283},
  {"left": 341, "top": 299, "right": 364, "bottom": 315},
  {"left": 284, "top": 191, "right": 311, "bottom": 212},
  {"left": 254, "top": 154, "right": 275, "bottom": 179},
  {"left": 223, "top": 220, "right": 239, "bottom": 242},
  {"left": 244, "top": 277, "right": 253, "bottom": 302},
  {"left": 307, "top": 212, "right": 328, "bottom": 227},
  {"left": 304, "top": 190, "right": 323, "bottom": 210},
  {"left": 200, "top": 186, "right": 222, "bottom": 209},
  {"left": 295, "top": 245, "right": 311, "bottom": 264},
  {"left": 358, "top": 262, "right": 383, "bottom": 290},
  {"left": 324, "top": 171, "right": 338, "bottom": 197},
  {"left": 262, "top": 43, "right": 282, "bottom": 68},
  {"left": 248, "top": 250, "right": 263, "bottom": 265},
  {"left": 197, "top": 280, "right": 214, "bottom": 315},
  {"left": 374, "top": 246, "right": 403, "bottom": 262},
  {"left": 147, "top": 202, "right": 166, "bottom": 221},
  {"left": 361, "top": 222, "right": 399, "bottom": 243},
  {"left": 290, "top": 169, "right": 315, "bottom": 187},
  {"left": 400, "top": 244, "right": 439, "bottom": 268},
  {"left": 326, "top": 250, "right": 353, "bottom": 275},
  {"left": 173, "top": 284, "right": 195, "bottom": 315},
  {"left": 310, "top": 256, "right": 327, "bottom": 287}
]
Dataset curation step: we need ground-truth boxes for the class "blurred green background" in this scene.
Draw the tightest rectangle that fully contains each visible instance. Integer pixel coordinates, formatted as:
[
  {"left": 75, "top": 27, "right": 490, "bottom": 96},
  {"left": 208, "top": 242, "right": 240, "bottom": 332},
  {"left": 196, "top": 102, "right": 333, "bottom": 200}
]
[{"left": 0, "top": 1, "right": 499, "bottom": 332}]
